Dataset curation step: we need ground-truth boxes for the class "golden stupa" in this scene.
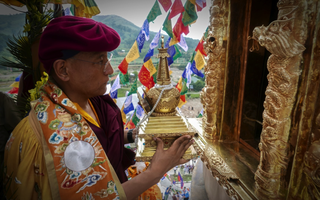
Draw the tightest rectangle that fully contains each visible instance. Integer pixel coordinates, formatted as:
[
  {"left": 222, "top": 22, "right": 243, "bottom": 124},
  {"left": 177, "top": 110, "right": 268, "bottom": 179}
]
[{"left": 135, "top": 36, "right": 197, "bottom": 162}]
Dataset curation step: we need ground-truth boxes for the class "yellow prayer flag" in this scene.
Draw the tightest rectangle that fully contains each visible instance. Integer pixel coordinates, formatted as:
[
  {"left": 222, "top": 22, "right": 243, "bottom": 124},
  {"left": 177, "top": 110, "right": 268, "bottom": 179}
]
[
  {"left": 145, "top": 59, "right": 157, "bottom": 77},
  {"left": 178, "top": 98, "right": 187, "bottom": 108},
  {"left": 126, "top": 41, "right": 140, "bottom": 63},
  {"left": 120, "top": 105, "right": 127, "bottom": 124},
  {"left": 176, "top": 77, "right": 183, "bottom": 91},
  {"left": 169, "top": 34, "right": 179, "bottom": 46},
  {"left": 169, "top": 70, "right": 172, "bottom": 75},
  {"left": 194, "top": 50, "right": 205, "bottom": 70},
  {"left": 10, "top": 82, "right": 19, "bottom": 88}
]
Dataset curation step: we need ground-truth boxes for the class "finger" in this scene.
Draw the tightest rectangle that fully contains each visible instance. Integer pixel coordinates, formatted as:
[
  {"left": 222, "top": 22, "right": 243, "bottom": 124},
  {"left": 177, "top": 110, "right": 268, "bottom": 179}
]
[
  {"left": 155, "top": 137, "right": 164, "bottom": 152},
  {"left": 175, "top": 137, "right": 192, "bottom": 156},
  {"left": 171, "top": 135, "right": 191, "bottom": 151}
]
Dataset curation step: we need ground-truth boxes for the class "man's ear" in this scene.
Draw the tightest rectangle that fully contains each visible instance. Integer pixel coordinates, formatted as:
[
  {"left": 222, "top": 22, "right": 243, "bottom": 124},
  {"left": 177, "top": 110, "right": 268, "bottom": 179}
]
[{"left": 52, "top": 59, "right": 70, "bottom": 82}]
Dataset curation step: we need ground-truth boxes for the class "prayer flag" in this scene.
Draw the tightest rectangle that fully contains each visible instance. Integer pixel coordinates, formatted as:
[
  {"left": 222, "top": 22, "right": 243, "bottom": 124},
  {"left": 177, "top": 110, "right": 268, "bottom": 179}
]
[
  {"left": 196, "top": 0, "right": 206, "bottom": 11},
  {"left": 136, "top": 104, "right": 145, "bottom": 119},
  {"left": 125, "top": 119, "right": 136, "bottom": 130},
  {"left": 197, "top": 108, "right": 203, "bottom": 118},
  {"left": 169, "top": 34, "right": 179, "bottom": 46},
  {"left": 110, "top": 90, "right": 118, "bottom": 99},
  {"left": 144, "top": 48, "right": 154, "bottom": 63},
  {"left": 178, "top": 94, "right": 187, "bottom": 108},
  {"left": 144, "top": 59, "right": 157, "bottom": 77},
  {"left": 180, "top": 79, "right": 188, "bottom": 95},
  {"left": 110, "top": 74, "right": 121, "bottom": 93},
  {"left": 173, "top": 45, "right": 182, "bottom": 60},
  {"left": 123, "top": 94, "right": 134, "bottom": 114},
  {"left": 139, "top": 65, "right": 155, "bottom": 89},
  {"left": 126, "top": 41, "right": 140, "bottom": 63},
  {"left": 141, "top": 19, "right": 150, "bottom": 41},
  {"left": 195, "top": 39, "right": 207, "bottom": 56},
  {"left": 136, "top": 30, "right": 146, "bottom": 53},
  {"left": 163, "top": 12, "right": 174, "bottom": 38},
  {"left": 168, "top": 0, "right": 184, "bottom": 20},
  {"left": 128, "top": 77, "right": 138, "bottom": 96},
  {"left": 182, "top": 0, "right": 198, "bottom": 26},
  {"left": 118, "top": 58, "right": 129, "bottom": 74},
  {"left": 147, "top": 0, "right": 162, "bottom": 23},
  {"left": 131, "top": 110, "right": 140, "bottom": 126},
  {"left": 177, "top": 34, "right": 188, "bottom": 51},
  {"left": 173, "top": 14, "right": 189, "bottom": 42},
  {"left": 120, "top": 71, "right": 130, "bottom": 85},
  {"left": 178, "top": 172, "right": 184, "bottom": 189},
  {"left": 194, "top": 50, "right": 206, "bottom": 70},
  {"left": 182, "top": 62, "right": 192, "bottom": 87},
  {"left": 204, "top": 26, "right": 209, "bottom": 38},
  {"left": 64, "top": 7, "right": 72, "bottom": 16},
  {"left": 150, "top": 29, "right": 161, "bottom": 49},
  {"left": 121, "top": 106, "right": 127, "bottom": 124},
  {"left": 190, "top": 60, "right": 204, "bottom": 78},
  {"left": 158, "top": 0, "right": 172, "bottom": 12},
  {"left": 167, "top": 45, "right": 176, "bottom": 66},
  {"left": 176, "top": 76, "right": 183, "bottom": 92}
]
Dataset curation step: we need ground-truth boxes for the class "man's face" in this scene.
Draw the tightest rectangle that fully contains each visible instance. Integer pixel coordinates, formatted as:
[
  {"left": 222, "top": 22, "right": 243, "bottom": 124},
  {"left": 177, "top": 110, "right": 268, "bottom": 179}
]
[{"left": 66, "top": 51, "right": 113, "bottom": 98}]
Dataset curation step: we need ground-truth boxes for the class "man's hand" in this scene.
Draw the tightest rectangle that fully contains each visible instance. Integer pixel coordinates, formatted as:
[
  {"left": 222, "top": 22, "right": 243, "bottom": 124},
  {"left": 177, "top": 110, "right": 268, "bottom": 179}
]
[{"left": 147, "top": 135, "right": 194, "bottom": 179}]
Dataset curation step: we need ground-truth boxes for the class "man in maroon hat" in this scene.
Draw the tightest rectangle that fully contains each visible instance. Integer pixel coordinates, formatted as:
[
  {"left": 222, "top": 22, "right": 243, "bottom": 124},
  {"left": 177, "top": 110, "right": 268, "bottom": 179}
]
[{"left": 4, "top": 16, "right": 193, "bottom": 200}]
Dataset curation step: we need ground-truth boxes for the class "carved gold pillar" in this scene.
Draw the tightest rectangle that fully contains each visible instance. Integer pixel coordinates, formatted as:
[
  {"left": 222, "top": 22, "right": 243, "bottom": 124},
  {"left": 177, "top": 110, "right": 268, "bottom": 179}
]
[
  {"left": 250, "top": 0, "right": 308, "bottom": 198},
  {"left": 201, "top": 0, "right": 228, "bottom": 140},
  {"left": 287, "top": 0, "right": 320, "bottom": 199}
]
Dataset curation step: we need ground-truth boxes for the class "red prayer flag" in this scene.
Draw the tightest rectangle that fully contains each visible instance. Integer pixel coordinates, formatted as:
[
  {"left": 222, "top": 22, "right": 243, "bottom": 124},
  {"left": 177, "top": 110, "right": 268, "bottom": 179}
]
[
  {"left": 180, "top": 94, "right": 186, "bottom": 102},
  {"left": 195, "top": 39, "right": 207, "bottom": 56},
  {"left": 7, "top": 87, "right": 19, "bottom": 94},
  {"left": 118, "top": 58, "right": 129, "bottom": 74},
  {"left": 158, "top": 0, "right": 172, "bottom": 12},
  {"left": 139, "top": 65, "right": 155, "bottom": 89},
  {"left": 173, "top": 14, "right": 189, "bottom": 42},
  {"left": 125, "top": 119, "right": 136, "bottom": 130},
  {"left": 168, "top": 0, "right": 184, "bottom": 20}
]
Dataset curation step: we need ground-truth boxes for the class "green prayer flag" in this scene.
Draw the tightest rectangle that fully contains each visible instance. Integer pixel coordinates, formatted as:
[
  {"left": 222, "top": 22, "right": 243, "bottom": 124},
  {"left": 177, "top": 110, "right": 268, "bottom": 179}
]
[
  {"left": 180, "top": 79, "right": 188, "bottom": 95},
  {"left": 147, "top": 0, "right": 162, "bottom": 23},
  {"left": 197, "top": 113, "right": 203, "bottom": 118},
  {"left": 128, "top": 77, "right": 137, "bottom": 96},
  {"left": 182, "top": 1, "right": 198, "bottom": 26},
  {"left": 204, "top": 26, "right": 209, "bottom": 38},
  {"left": 153, "top": 62, "right": 158, "bottom": 84},
  {"left": 119, "top": 72, "right": 129, "bottom": 85},
  {"left": 162, "top": 12, "right": 173, "bottom": 38},
  {"left": 173, "top": 45, "right": 182, "bottom": 61},
  {"left": 189, "top": 51, "right": 196, "bottom": 62},
  {"left": 131, "top": 110, "right": 140, "bottom": 126}
]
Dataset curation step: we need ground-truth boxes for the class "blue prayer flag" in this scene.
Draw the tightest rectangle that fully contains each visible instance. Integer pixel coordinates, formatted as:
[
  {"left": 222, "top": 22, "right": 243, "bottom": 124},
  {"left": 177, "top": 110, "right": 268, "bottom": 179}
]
[
  {"left": 190, "top": 60, "right": 204, "bottom": 78},
  {"left": 141, "top": 19, "right": 150, "bottom": 41},
  {"left": 177, "top": 34, "right": 188, "bottom": 51},
  {"left": 110, "top": 90, "right": 118, "bottom": 99},
  {"left": 144, "top": 48, "right": 154, "bottom": 63},
  {"left": 136, "top": 30, "right": 146, "bottom": 53},
  {"left": 123, "top": 95, "right": 134, "bottom": 114},
  {"left": 150, "top": 29, "right": 161, "bottom": 49}
]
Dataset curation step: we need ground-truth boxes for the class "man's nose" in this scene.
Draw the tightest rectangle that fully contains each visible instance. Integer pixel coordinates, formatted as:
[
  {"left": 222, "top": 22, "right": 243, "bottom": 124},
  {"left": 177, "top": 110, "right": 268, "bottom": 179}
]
[{"left": 104, "top": 62, "right": 114, "bottom": 75}]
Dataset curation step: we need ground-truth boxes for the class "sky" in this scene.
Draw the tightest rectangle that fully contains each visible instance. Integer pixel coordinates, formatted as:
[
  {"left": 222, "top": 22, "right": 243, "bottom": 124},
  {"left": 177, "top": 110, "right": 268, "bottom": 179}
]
[{"left": 0, "top": 0, "right": 211, "bottom": 40}]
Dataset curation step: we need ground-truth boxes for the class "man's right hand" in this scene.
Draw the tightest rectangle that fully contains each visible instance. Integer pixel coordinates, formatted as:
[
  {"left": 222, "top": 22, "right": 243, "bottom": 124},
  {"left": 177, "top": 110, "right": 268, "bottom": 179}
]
[{"left": 147, "top": 135, "right": 194, "bottom": 180}]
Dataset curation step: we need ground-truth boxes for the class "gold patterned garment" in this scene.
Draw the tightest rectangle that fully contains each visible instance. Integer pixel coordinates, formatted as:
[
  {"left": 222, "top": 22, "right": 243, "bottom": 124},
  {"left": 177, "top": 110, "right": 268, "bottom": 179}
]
[{"left": 4, "top": 81, "right": 126, "bottom": 200}]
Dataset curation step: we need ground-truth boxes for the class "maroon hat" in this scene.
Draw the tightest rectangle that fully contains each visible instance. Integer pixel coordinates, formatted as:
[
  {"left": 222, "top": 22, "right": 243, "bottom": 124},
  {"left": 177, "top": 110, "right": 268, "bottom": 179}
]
[{"left": 39, "top": 16, "right": 121, "bottom": 73}]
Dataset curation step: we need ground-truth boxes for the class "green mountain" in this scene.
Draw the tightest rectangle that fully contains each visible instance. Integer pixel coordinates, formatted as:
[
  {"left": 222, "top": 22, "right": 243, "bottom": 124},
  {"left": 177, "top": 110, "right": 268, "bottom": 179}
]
[{"left": 0, "top": 13, "right": 199, "bottom": 68}]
